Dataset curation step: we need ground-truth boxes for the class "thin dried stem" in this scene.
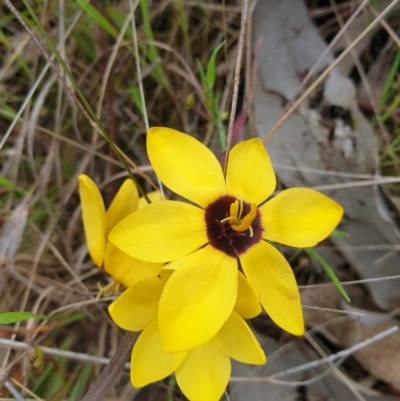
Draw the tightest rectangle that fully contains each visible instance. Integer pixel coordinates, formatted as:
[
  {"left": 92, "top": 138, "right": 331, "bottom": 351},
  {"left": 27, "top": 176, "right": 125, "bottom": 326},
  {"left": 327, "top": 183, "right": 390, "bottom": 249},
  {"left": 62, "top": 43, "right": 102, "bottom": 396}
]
[
  {"left": 223, "top": 0, "right": 248, "bottom": 175},
  {"left": 0, "top": 338, "right": 130, "bottom": 368},
  {"left": 230, "top": 326, "right": 398, "bottom": 382}
]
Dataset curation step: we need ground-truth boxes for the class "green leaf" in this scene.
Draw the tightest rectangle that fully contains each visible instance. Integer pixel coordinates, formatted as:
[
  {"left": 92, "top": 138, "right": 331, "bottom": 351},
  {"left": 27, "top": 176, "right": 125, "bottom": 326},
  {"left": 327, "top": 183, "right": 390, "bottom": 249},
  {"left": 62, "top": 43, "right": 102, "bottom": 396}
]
[
  {"left": 305, "top": 248, "right": 350, "bottom": 302},
  {"left": 206, "top": 42, "right": 225, "bottom": 88},
  {"left": 0, "top": 311, "right": 48, "bottom": 324}
]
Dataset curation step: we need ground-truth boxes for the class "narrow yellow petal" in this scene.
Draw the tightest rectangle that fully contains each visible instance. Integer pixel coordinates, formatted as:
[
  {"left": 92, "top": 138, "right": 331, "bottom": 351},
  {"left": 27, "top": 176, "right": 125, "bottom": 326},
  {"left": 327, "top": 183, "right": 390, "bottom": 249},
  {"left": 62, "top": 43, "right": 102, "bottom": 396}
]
[
  {"left": 105, "top": 179, "right": 139, "bottom": 238},
  {"left": 109, "top": 200, "right": 207, "bottom": 262},
  {"left": 131, "top": 321, "right": 187, "bottom": 388},
  {"left": 108, "top": 276, "right": 164, "bottom": 331},
  {"left": 226, "top": 139, "right": 276, "bottom": 205},
  {"left": 138, "top": 190, "right": 163, "bottom": 209},
  {"left": 260, "top": 188, "right": 344, "bottom": 247},
  {"left": 175, "top": 341, "right": 230, "bottom": 401},
  {"left": 240, "top": 241, "right": 304, "bottom": 335},
  {"left": 159, "top": 246, "right": 238, "bottom": 353},
  {"left": 104, "top": 242, "right": 162, "bottom": 287},
  {"left": 213, "top": 311, "right": 266, "bottom": 364},
  {"left": 78, "top": 174, "right": 106, "bottom": 267},
  {"left": 234, "top": 272, "right": 262, "bottom": 318},
  {"left": 147, "top": 127, "right": 226, "bottom": 207}
]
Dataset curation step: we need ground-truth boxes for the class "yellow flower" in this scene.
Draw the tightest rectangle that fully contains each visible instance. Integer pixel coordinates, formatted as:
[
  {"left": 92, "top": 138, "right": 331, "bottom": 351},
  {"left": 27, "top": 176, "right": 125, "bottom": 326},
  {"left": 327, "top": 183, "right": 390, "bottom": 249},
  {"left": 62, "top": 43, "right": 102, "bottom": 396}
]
[
  {"left": 109, "top": 128, "right": 343, "bottom": 351},
  {"left": 109, "top": 272, "right": 265, "bottom": 401},
  {"left": 78, "top": 174, "right": 162, "bottom": 287}
]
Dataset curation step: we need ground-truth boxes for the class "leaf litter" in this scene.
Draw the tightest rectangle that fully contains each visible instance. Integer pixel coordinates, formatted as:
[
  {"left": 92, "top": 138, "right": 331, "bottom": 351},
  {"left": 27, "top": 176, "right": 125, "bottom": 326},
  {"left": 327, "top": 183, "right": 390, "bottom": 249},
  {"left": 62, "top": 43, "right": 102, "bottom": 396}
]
[{"left": 250, "top": 0, "right": 400, "bottom": 399}]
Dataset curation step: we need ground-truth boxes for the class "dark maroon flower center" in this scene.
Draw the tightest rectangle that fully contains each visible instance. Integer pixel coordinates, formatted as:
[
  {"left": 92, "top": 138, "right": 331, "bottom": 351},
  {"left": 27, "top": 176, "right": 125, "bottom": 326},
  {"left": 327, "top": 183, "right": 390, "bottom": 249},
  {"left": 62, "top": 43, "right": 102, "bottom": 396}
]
[{"left": 205, "top": 195, "right": 263, "bottom": 257}]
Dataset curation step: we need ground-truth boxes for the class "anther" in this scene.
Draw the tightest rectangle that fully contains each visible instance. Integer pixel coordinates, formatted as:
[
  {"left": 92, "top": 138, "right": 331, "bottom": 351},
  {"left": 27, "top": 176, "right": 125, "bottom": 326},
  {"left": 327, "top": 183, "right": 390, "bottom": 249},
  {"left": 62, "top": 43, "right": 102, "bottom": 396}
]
[
  {"left": 229, "top": 200, "right": 239, "bottom": 219},
  {"left": 231, "top": 203, "right": 257, "bottom": 233}
]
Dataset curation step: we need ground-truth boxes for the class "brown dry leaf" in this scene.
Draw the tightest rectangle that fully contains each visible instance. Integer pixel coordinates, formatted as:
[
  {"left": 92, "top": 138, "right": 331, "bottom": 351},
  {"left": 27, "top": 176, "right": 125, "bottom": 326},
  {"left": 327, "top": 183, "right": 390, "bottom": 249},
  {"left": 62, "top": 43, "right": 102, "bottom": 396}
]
[
  {"left": 229, "top": 335, "right": 306, "bottom": 401},
  {"left": 302, "top": 286, "right": 400, "bottom": 392},
  {"left": 307, "top": 371, "right": 400, "bottom": 401}
]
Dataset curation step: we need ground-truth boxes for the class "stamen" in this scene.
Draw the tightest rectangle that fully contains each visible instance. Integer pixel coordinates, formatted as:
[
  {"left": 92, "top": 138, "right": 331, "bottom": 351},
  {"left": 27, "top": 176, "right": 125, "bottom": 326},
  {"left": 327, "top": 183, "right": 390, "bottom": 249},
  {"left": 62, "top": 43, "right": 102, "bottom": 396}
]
[
  {"left": 229, "top": 200, "right": 240, "bottom": 219},
  {"left": 231, "top": 203, "right": 257, "bottom": 232},
  {"left": 220, "top": 215, "right": 236, "bottom": 223},
  {"left": 238, "top": 197, "right": 243, "bottom": 220}
]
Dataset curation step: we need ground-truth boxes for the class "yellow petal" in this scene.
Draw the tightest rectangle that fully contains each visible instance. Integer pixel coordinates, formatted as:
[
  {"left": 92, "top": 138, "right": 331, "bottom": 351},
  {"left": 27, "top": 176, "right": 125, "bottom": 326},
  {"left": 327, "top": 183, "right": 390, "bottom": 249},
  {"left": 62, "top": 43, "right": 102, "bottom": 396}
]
[
  {"left": 104, "top": 242, "right": 162, "bottom": 287},
  {"left": 78, "top": 174, "right": 106, "bottom": 267},
  {"left": 260, "top": 188, "right": 344, "bottom": 247},
  {"left": 213, "top": 311, "right": 266, "bottom": 364},
  {"left": 226, "top": 139, "right": 276, "bottom": 204},
  {"left": 147, "top": 127, "right": 226, "bottom": 208},
  {"left": 105, "top": 179, "right": 139, "bottom": 238},
  {"left": 240, "top": 241, "right": 304, "bottom": 335},
  {"left": 108, "top": 276, "right": 164, "bottom": 331},
  {"left": 159, "top": 246, "right": 237, "bottom": 353},
  {"left": 109, "top": 200, "right": 207, "bottom": 263},
  {"left": 138, "top": 190, "right": 163, "bottom": 209},
  {"left": 234, "top": 272, "right": 262, "bottom": 318},
  {"left": 175, "top": 341, "right": 230, "bottom": 401},
  {"left": 131, "top": 321, "right": 187, "bottom": 388}
]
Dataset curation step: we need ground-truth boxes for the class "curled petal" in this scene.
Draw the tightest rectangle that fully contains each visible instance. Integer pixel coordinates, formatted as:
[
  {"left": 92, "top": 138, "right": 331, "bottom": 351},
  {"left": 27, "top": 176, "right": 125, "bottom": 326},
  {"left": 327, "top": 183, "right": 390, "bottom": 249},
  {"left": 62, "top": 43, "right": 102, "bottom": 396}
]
[
  {"left": 105, "top": 179, "right": 139, "bottom": 238},
  {"left": 147, "top": 127, "right": 226, "bottom": 207},
  {"left": 260, "top": 188, "right": 344, "bottom": 247},
  {"left": 159, "top": 246, "right": 237, "bottom": 352},
  {"left": 213, "top": 311, "right": 266, "bottom": 364},
  {"left": 234, "top": 272, "right": 262, "bottom": 318},
  {"left": 104, "top": 242, "right": 162, "bottom": 287},
  {"left": 109, "top": 200, "right": 207, "bottom": 263},
  {"left": 131, "top": 321, "right": 187, "bottom": 388},
  {"left": 240, "top": 241, "right": 304, "bottom": 335},
  {"left": 78, "top": 174, "right": 106, "bottom": 267},
  {"left": 176, "top": 341, "right": 230, "bottom": 401},
  {"left": 227, "top": 138, "right": 276, "bottom": 205},
  {"left": 108, "top": 276, "right": 164, "bottom": 331}
]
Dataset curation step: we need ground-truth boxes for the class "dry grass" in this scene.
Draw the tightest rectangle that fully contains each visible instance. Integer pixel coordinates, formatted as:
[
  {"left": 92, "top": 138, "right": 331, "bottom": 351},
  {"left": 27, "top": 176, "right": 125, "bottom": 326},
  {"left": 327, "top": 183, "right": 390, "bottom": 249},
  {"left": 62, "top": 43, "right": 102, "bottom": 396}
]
[{"left": 1, "top": 0, "right": 400, "bottom": 400}]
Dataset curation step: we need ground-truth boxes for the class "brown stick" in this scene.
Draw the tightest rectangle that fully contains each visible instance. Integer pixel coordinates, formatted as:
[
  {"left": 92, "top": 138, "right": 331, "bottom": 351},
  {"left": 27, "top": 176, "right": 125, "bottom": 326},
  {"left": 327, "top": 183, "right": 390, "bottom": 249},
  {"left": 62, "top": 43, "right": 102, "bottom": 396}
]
[{"left": 80, "top": 332, "right": 137, "bottom": 401}]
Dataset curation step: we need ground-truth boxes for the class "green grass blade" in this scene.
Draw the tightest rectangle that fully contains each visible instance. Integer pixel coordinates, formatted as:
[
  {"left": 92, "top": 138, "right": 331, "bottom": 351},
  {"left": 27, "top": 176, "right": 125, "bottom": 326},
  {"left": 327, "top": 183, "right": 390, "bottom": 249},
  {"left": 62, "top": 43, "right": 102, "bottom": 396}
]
[
  {"left": 68, "top": 363, "right": 93, "bottom": 401},
  {"left": 75, "top": 0, "right": 118, "bottom": 38},
  {"left": 0, "top": 174, "right": 26, "bottom": 195},
  {"left": 196, "top": 59, "right": 207, "bottom": 86},
  {"left": 70, "top": 30, "right": 95, "bottom": 61},
  {"left": 380, "top": 50, "right": 400, "bottom": 106},
  {"left": 129, "top": 83, "right": 144, "bottom": 114},
  {"left": 331, "top": 229, "right": 349, "bottom": 238},
  {"left": 305, "top": 248, "right": 350, "bottom": 302},
  {"left": 139, "top": 0, "right": 158, "bottom": 61},
  {"left": 207, "top": 42, "right": 225, "bottom": 88},
  {"left": 379, "top": 94, "right": 400, "bottom": 123}
]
